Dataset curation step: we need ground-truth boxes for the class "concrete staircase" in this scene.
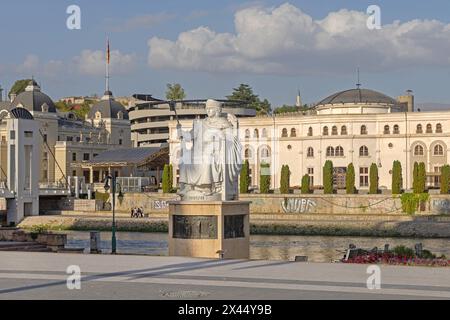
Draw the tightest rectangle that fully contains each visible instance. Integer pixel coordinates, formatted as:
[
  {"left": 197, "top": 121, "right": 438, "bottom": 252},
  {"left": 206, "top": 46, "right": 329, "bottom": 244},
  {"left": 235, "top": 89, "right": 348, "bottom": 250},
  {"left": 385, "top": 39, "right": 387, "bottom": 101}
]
[{"left": 0, "top": 241, "right": 52, "bottom": 252}]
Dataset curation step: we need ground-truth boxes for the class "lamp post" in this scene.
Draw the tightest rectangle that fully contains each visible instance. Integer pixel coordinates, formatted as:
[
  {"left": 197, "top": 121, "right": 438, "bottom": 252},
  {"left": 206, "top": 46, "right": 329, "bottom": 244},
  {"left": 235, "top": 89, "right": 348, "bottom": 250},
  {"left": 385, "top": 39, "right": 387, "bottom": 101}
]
[{"left": 104, "top": 174, "right": 124, "bottom": 254}]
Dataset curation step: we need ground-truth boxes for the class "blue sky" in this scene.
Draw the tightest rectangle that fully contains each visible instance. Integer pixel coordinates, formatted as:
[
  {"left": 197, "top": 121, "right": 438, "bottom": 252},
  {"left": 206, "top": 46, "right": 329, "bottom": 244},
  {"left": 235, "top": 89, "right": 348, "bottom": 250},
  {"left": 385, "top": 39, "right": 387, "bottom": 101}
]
[{"left": 1, "top": 0, "right": 450, "bottom": 108}]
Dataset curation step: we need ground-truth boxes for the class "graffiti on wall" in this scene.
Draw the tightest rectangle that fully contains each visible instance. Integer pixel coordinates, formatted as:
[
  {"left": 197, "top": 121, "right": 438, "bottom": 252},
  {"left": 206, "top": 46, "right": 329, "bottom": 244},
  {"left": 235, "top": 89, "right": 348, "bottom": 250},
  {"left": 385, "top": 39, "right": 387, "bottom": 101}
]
[{"left": 281, "top": 198, "right": 317, "bottom": 213}]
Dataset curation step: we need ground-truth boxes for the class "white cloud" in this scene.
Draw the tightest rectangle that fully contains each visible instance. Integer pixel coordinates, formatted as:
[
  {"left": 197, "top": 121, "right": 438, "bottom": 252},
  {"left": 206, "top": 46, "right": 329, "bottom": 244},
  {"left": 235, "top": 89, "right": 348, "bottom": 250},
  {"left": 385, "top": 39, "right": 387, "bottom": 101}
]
[
  {"left": 148, "top": 3, "right": 450, "bottom": 75},
  {"left": 73, "top": 49, "right": 137, "bottom": 76},
  {"left": 16, "top": 54, "right": 63, "bottom": 77}
]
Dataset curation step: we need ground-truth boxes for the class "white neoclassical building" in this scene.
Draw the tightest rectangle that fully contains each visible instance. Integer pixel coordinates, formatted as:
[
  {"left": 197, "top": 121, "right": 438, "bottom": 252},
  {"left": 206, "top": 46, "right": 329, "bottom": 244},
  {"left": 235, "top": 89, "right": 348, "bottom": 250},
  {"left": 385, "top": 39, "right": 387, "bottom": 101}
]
[{"left": 169, "top": 87, "right": 450, "bottom": 192}]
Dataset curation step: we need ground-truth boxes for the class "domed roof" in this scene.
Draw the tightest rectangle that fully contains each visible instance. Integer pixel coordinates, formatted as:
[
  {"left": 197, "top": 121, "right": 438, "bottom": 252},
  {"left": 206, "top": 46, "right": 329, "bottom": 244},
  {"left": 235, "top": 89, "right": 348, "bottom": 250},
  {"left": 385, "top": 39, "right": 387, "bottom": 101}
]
[
  {"left": 88, "top": 91, "right": 129, "bottom": 120},
  {"left": 10, "top": 80, "right": 57, "bottom": 113},
  {"left": 316, "top": 88, "right": 397, "bottom": 106}
]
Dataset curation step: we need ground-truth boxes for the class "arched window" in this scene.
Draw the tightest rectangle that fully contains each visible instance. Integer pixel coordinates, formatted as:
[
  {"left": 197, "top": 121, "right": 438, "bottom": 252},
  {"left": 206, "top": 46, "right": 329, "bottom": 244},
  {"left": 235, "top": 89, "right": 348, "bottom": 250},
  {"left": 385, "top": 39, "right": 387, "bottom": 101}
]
[
  {"left": 434, "top": 144, "right": 444, "bottom": 156},
  {"left": 359, "top": 145, "right": 369, "bottom": 157},
  {"left": 245, "top": 129, "right": 250, "bottom": 138},
  {"left": 341, "top": 126, "right": 347, "bottom": 135},
  {"left": 414, "top": 145, "right": 424, "bottom": 156},
  {"left": 393, "top": 125, "right": 399, "bottom": 134},
  {"left": 326, "top": 146, "right": 334, "bottom": 157},
  {"left": 360, "top": 125, "right": 367, "bottom": 135},
  {"left": 245, "top": 148, "right": 252, "bottom": 158},
  {"left": 436, "top": 123, "right": 442, "bottom": 133},
  {"left": 262, "top": 128, "right": 267, "bottom": 138},
  {"left": 383, "top": 125, "right": 390, "bottom": 134},
  {"left": 308, "top": 127, "right": 313, "bottom": 136},
  {"left": 323, "top": 126, "right": 328, "bottom": 136},
  {"left": 332, "top": 126, "right": 338, "bottom": 135},
  {"left": 281, "top": 128, "right": 288, "bottom": 137},
  {"left": 335, "top": 146, "right": 344, "bottom": 157},
  {"left": 290, "top": 128, "right": 296, "bottom": 137},
  {"left": 253, "top": 129, "right": 259, "bottom": 138},
  {"left": 307, "top": 147, "right": 314, "bottom": 157},
  {"left": 416, "top": 124, "right": 423, "bottom": 134},
  {"left": 426, "top": 124, "right": 432, "bottom": 134},
  {"left": 260, "top": 147, "right": 270, "bottom": 158}
]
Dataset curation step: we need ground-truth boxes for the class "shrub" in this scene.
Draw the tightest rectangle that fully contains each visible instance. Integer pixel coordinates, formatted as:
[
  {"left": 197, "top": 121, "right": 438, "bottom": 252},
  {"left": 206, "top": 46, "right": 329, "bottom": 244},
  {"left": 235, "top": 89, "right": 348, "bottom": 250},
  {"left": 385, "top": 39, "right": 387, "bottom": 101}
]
[
  {"left": 301, "top": 174, "right": 311, "bottom": 194},
  {"left": 260, "top": 163, "right": 271, "bottom": 194},
  {"left": 440, "top": 165, "right": 450, "bottom": 194},
  {"left": 239, "top": 160, "right": 251, "bottom": 193},
  {"left": 393, "top": 245, "right": 415, "bottom": 258},
  {"left": 346, "top": 163, "right": 356, "bottom": 194},
  {"left": 323, "top": 160, "right": 334, "bottom": 194},
  {"left": 400, "top": 193, "right": 429, "bottom": 215},
  {"left": 369, "top": 163, "right": 379, "bottom": 194},
  {"left": 95, "top": 191, "right": 109, "bottom": 203},
  {"left": 392, "top": 160, "right": 403, "bottom": 194},
  {"left": 280, "top": 165, "right": 291, "bottom": 194}
]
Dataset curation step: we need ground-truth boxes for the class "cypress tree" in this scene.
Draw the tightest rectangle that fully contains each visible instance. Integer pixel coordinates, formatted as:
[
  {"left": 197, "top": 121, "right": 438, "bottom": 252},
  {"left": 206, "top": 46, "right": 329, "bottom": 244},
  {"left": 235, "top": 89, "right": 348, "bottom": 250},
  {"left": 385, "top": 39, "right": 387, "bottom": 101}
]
[
  {"left": 162, "top": 164, "right": 171, "bottom": 193},
  {"left": 346, "top": 163, "right": 356, "bottom": 194},
  {"left": 260, "top": 163, "right": 271, "bottom": 194},
  {"left": 392, "top": 160, "right": 403, "bottom": 194},
  {"left": 418, "top": 162, "right": 426, "bottom": 193},
  {"left": 239, "top": 160, "right": 250, "bottom": 193},
  {"left": 323, "top": 160, "right": 334, "bottom": 194},
  {"left": 168, "top": 164, "right": 173, "bottom": 192},
  {"left": 301, "top": 174, "right": 311, "bottom": 194},
  {"left": 369, "top": 163, "right": 379, "bottom": 194},
  {"left": 413, "top": 162, "right": 419, "bottom": 193},
  {"left": 440, "top": 165, "right": 450, "bottom": 194},
  {"left": 280, "top": 165, "right": 290, "bottom": 194}
]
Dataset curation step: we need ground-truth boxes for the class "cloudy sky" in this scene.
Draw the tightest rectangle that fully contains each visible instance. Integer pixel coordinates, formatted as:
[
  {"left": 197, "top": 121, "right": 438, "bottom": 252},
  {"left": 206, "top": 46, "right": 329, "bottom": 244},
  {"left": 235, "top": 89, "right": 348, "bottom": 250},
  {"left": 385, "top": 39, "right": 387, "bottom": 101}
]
[{"left": 1, "top": 0, "right": 450, "bottom": 108}]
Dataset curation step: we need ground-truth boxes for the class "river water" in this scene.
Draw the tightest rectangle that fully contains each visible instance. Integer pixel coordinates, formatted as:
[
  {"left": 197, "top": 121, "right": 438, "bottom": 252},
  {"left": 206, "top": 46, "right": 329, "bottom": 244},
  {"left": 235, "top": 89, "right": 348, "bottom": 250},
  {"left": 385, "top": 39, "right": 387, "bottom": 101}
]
[{"left": 64, "top": 231, "right": 450, "bottom": 262}]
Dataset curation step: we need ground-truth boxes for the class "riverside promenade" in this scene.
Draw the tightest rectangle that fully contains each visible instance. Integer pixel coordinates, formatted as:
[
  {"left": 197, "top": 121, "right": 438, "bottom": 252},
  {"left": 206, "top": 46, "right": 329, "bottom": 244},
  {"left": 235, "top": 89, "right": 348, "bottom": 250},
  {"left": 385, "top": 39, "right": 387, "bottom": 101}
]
[{"left": 0, "top": 251, "right": 449, "bottom": 299}]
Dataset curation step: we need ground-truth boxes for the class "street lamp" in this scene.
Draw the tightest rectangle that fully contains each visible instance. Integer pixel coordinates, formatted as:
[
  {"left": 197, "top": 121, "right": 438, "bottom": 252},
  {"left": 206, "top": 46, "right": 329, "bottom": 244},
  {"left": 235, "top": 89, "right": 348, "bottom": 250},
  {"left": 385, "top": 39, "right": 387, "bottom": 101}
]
[{"left": 104, "top": 174, "right": 123, "bottom": 254}]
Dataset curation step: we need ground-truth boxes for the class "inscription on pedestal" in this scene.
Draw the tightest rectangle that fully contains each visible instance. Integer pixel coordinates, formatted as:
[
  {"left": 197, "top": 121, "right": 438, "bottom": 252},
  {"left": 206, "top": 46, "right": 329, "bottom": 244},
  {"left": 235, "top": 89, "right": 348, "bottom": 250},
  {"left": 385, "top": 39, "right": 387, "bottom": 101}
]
[
  {"left": 224, "top": 214, "right": 245, "bottom": 239},
  {"left": 173, "top": 215, "right": 217, "bottom": 239}
]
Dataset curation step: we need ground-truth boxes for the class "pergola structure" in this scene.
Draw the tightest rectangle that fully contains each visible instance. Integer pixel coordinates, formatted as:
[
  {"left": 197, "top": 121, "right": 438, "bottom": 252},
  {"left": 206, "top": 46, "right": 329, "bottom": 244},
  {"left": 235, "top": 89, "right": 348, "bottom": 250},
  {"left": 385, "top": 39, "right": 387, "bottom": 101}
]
[{"left": 71, "top": 146, "right": 169, "bottom": 186}]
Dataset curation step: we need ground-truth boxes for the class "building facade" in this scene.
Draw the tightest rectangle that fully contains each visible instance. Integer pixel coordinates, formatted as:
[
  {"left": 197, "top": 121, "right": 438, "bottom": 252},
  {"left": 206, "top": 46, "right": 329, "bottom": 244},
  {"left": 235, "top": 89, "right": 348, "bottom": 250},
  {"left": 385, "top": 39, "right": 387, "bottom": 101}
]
[
  {"left": 169, "top": 87, "right": 448, "bottom": 192},
  {"left": 0, "top": 80, "right": 131, "bottom": 186}
]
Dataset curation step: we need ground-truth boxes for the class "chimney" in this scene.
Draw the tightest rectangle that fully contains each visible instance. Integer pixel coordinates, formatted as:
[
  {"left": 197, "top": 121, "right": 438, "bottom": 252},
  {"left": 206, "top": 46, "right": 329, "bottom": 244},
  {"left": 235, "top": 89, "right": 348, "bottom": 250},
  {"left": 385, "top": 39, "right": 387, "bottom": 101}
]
[{"left": 397, "top": 90, "right": 414, "bottom": 112}]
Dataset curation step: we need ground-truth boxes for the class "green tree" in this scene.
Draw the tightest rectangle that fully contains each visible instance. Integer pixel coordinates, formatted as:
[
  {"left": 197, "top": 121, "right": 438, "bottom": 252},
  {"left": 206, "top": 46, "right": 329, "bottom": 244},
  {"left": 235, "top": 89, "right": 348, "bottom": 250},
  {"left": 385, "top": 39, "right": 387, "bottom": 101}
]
[
  {"left": 369, "top": 163, "right": 379, "bottom": 194},
  {"left": 301, "top": 174, "right": 311, "bottom": 194},
  {"left": 259, "top": 163, "right": 271, "bottom": 194},
  {"left": 346, "top": 163, "right": 356, "bottom": 194},
  {"left": 280, "top": 165, "right": 290, "bottom": 194},
  {"left": 9, "top": 79, "right": 32, "bottom": 96},
  {"left": 72, "top": 101, "right": 91, "bottom": 119},
  {"left": 240, "top": 160, "right": 251, "bottom": 193},
  {"left": 440, "top": 165, "right": 450, "bottom": 194},
  {"left": 323, "top": 160, "right": 334, "bottom": 194},
  {"left": 55, "top": 101, "right": 69, "bottom": 112},
  {"left": 162, "top": 164, "right": 172, "bottom": 193},
  {"left": 412, "top": 162, "right": 419, "bottom": 193},
  {"left": 274, "top": 104, "right": 309, "bottom": 114},
  {"left": 165, "top": 83, "right": 186, "bottom": 100},
  {"left": 418, "top": 162, "right": 426, "bottom": 193},
  {"left": 227, "top": 83, "right": 271, "bottom": 115},
  {"left": 168, "top": 164, "right": 174, "bottom": 192},
  {"left": 392, "top": 160, "right": 403, "bottom": 194}
]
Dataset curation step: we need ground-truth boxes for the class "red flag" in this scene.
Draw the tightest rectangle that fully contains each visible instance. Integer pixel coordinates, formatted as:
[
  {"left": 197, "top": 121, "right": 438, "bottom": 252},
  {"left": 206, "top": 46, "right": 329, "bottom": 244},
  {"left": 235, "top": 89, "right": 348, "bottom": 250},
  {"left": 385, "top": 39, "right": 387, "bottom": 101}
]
[{"left": 106, "top": 39, "right": 110, "bottom": 64}]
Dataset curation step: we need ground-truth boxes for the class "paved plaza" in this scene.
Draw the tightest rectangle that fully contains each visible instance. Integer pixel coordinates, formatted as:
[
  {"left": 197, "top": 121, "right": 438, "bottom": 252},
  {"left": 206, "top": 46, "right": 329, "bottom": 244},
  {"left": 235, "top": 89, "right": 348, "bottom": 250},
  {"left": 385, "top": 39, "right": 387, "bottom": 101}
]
[{"left": 0, "top": 252, "right": 449, "bottom": 299}]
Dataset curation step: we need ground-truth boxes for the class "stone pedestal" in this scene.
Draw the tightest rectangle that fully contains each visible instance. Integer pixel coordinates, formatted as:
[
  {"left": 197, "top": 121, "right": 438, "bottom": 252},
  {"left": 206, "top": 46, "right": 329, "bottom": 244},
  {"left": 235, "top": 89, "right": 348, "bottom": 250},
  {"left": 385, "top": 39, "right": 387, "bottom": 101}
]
[{"left": 168, "top": 201, "right": 250, "bottom": 259}]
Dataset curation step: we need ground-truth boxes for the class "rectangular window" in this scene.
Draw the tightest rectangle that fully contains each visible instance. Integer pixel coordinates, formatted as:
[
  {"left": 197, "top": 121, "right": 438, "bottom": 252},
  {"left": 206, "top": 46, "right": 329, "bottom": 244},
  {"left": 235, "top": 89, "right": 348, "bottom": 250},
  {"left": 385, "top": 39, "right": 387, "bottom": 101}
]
[
  {"left": 434, "top": 166, "right": 441, "bottom": 187},
  {"left": 72, "top": 170, "right": 77, "bottom": 177},
  {"left": 359, "top": 167, "right": 369, "bottom": 187},
  {"left": 66, "top": 136, "right": 73, "bottom": 142},
  {"left": 83, "top": 153, "right": 90, "bottom": 161},
  {"left": 119, "top": 139, "right": 122, "bottom": 145},
  {"left": 10, "top": 131, "right": 15, "bottom": 140},
  {"left": 72, "top": 153, "right": 77, "bottom": 161},
  {"left": 307, "top": 167, "right": 314, "bottom": 187},
  {"left": 24, "top": 131, "right": 33, "bottom": 137}
]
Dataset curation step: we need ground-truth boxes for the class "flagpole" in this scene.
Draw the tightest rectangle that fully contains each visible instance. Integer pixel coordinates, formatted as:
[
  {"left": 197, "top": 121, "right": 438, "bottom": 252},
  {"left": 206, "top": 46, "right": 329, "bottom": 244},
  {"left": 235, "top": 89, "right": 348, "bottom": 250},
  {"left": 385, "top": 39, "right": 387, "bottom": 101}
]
[{"left": 106, "top": 38, "right": 110, "bottom": 92}]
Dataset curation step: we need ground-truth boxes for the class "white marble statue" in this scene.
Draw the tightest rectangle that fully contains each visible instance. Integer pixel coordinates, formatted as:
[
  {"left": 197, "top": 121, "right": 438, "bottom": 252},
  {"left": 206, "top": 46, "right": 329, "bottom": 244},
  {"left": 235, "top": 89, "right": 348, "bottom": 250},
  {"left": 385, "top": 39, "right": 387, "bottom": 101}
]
[{"left": 177, "top": 99, "right": 242, "bottom": 201}]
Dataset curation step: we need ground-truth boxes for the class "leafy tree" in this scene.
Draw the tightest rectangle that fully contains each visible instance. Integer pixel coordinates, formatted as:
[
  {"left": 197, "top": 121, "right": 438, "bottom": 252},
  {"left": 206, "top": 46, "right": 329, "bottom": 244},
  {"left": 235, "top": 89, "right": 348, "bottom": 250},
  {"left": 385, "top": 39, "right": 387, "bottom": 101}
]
[
  {"left": 227, "top": 83, "right": 271, "bottom": 115},
  {"left": 162, "top": 164, "right": 172, "bottom": 193},
  {"left": 274, "top": 104, "right": 309, "bottom": 114},
  {"left": 240, "top": 160, "right": 251, "bottom": 193},
  {"left": 9, "top": 79, "right": 32, "bottom": 96},
  {"left": 323, "top": 160, "right": 334, "bottom": 194},
  {"left": 392, "top": 160, "right": 403, "bottom": 194},
  {"left": 165, "top": 83, "right": 186, "bottom": 100},
  {"left": 301, "top": 174, "right": 311, "bottom": 194},
  {"left": 55, "top": 101, "right": 69, "bottom": 112},
  {"left": 259, "top": 163, "right": 271, "bottom": 194},
  {"left": 369, "top": 163, "right": 379, "bottom": 194},
  {"left": 280, "top": 165, "right": 290, "bottom": 194},
  {"left": 72, "top": 101, "right": 91, "bottom": 119},
  {"left": 346, "top": 163, "right": 356, "bottom": 194},
  {"left": 440, "top": 165, "right": 450, "bottom": 194}
]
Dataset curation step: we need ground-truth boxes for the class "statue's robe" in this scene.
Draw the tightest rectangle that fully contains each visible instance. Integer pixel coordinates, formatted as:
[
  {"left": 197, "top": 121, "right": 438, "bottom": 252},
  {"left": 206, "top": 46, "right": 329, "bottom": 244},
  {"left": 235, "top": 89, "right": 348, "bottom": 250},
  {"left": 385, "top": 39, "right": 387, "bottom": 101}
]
[{"left": 179, "top": 117, "right": 241, "bottom": 191}]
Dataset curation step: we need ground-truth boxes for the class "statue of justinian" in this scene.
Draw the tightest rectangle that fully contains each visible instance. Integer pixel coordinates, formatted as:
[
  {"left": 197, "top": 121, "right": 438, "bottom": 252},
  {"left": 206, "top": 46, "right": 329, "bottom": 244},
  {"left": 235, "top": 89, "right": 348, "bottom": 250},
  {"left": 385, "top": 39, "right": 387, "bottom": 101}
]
[{"left": 177, "top": 99, "right": 242, "bottom": 201}]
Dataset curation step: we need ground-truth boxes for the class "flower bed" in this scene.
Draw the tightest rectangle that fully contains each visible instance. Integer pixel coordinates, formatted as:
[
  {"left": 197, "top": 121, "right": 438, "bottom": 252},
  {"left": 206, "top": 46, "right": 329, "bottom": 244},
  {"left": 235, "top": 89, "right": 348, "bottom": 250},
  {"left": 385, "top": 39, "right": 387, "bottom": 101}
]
[{"left": 342, "top": 252, "right": 450, "bottom": 267}]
